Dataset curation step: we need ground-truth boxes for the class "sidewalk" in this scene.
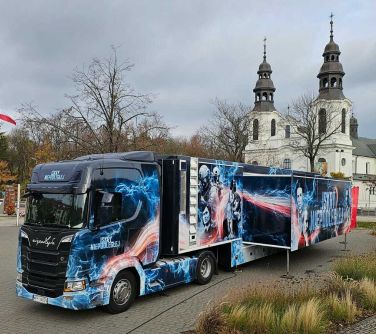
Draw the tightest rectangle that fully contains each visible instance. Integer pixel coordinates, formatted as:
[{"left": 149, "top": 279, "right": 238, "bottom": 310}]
[
  {"left": 338, "top": 315, "right": 376, "bottom": 333},
  {"left": 0, "top": 214, "right": 24, "bottom": 226},
  {"left": 357, "top": 215, "right": 376, "bottom": 222}
]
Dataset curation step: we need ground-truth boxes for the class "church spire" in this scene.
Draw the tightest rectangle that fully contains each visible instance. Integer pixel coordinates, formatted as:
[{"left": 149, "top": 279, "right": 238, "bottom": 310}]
[
  {"left": 263, "top": 37, "right": 267, "bottom": 61},
  {"left": 317, "top": 13, "right": 346, "bottom": 100},
  {"left": 330, "top": 12, "right": 334, "bottom": 41},
  {"left": 253, "top": 37, "right": 275, "bottom": 111},
  {"left": 252, "top": 38, "right": 276, "bottom": 112}
]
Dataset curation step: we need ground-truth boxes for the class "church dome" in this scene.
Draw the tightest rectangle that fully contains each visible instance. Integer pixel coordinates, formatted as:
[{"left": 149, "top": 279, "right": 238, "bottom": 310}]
[
  {"left": 323, "top": 40, "right": 340, "bottom": 55},
  {"left": 254, "top": 77, "right": 275, "bottom": 90},
  {"left": 319, "top": 61, "right": 344, "bottom": 74},
  {"left": 258, "top": 61, "right": 272, "bottom": 73},
  {"left": 350, "top": 115, "right": 358, "bottom": 125}
]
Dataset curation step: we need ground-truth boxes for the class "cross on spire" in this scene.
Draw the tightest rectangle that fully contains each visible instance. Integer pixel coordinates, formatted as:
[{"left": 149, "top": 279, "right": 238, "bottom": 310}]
[
  {"left": 263, "top": 37, "right": 267, "bottom": 61},
  {"left": 330, "top": 12, "right": 334, "bottom": 40}
]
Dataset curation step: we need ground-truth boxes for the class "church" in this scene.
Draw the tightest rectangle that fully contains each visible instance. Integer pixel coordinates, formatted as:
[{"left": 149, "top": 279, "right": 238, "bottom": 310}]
[{"left": 244, "top": 16, "right": 376, "bottom": 209}]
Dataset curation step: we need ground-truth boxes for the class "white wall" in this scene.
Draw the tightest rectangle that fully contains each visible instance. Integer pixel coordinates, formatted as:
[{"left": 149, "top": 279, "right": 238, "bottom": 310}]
[{"left": 353, "top": 156, "right": 376, "bottom": 175}]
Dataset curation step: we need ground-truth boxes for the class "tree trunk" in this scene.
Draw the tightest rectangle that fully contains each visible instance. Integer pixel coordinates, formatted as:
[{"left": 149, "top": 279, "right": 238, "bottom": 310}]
[{"left": 309, "top": 158, "right": 315, "bottom": 172}]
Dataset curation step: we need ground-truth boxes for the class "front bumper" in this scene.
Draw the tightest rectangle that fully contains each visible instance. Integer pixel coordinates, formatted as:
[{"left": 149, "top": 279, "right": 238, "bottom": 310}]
[{"left": 16, "top": 281, "right": 110, "bottom": 310}]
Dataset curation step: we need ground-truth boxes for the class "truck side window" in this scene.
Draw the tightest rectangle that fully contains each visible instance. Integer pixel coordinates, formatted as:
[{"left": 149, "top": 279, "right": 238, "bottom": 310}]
[{"left": 94, "top": 168, "right": 143, "bottom": 226}]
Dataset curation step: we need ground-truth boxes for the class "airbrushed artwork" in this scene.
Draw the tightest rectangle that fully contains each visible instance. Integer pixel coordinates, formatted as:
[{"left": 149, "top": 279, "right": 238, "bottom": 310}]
[
  {"left": 18, "top": 164, "right": 168, "bottom": 309},
  {"left": 291, "top": 177, "right": 352, "bottom": 251},
  {"left": 16, "top": 152, "right": 358, "bottom": 312},
  {"left": 241, "top": 176, "right": 292, "bottom": 247},
  {"left": 197, "top": 161, "right": 242, "bottom": 245}
]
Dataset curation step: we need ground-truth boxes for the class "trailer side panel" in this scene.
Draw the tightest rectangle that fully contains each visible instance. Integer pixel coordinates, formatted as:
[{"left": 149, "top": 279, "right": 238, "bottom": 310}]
[{"left": 290, "top": 176, "right": 352, "bottom": 251}]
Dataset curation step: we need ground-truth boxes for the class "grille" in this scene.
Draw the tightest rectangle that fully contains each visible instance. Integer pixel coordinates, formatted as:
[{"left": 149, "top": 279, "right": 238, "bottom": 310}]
[{"left": 21, "top": 239, "right": 71, "bottom": 298}]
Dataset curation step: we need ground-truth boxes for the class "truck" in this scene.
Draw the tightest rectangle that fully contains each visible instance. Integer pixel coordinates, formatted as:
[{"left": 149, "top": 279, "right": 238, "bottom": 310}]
[{"left": 16, "top": 151, "right": 355, "bottom": 313}]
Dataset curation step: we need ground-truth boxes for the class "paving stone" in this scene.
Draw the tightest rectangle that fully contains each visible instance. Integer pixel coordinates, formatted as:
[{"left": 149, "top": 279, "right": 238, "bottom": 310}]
[{"left": 0, "top": 226, "right": 375, "bottom": 334}]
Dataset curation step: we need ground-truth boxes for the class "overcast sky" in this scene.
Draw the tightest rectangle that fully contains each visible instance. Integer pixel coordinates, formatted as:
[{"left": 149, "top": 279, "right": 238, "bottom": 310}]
[{"left": 0, "top": 0, "right": 375, "bottom": 137}]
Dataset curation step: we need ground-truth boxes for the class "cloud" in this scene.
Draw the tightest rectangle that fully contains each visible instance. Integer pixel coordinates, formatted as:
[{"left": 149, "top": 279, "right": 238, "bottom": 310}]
[{"left": 0, "top": 0, "right": 375, "bottom": 138}]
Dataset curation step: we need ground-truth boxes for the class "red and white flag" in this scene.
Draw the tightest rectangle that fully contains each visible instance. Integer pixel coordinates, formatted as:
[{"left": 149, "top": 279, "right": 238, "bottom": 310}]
[{"left": 0, "top": 113, "right": 16, "bottom": 125}]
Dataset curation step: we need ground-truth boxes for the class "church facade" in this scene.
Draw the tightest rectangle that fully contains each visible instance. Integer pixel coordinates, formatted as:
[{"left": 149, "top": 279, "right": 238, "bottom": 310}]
[{"left": 244, "top": 17, "right": 376, "bottom": 209}]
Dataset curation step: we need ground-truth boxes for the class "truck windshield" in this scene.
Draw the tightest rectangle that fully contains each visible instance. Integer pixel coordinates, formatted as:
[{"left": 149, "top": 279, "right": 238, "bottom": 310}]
[{"left": 25, "top": 193, "right": 87, "bottom": 229}]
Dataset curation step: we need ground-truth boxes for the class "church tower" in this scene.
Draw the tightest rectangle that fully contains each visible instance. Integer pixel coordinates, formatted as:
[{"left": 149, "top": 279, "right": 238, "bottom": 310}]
[
  {"left": 317, "top": 14, "right": 346, "bottom": 100},
  {"left": 314, "top": 13, "right": 353, "bottom": 177},
  {"left": 244, "top": 39, "right": 283, "bottom": 167},
  {"left": 252, "top": 38, "right": 276, "bottom": 112}
]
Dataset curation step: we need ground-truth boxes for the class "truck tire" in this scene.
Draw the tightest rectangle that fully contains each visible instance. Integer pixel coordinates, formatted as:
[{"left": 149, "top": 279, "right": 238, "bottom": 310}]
[
  {"left": 105, "top": 270, "right": 137, "bottom": 314},
  {"left": 195, "top": 252, "right": 215, "bottom": 285}
]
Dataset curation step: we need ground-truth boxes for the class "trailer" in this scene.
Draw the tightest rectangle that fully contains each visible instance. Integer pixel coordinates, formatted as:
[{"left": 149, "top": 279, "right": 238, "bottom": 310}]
[{"left": 16, "top": 152, "right": 355, "bottom": 313}]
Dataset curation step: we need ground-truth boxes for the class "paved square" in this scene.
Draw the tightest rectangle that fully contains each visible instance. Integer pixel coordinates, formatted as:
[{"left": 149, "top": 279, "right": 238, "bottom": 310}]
[{"left": 1, "top": 226, "right": 375, "bottom": 334}]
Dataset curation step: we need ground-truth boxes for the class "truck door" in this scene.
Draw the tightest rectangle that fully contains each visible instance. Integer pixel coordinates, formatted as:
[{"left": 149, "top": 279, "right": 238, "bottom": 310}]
[{"left": 90, "top": 163, "right": 160, "bottom": 267}]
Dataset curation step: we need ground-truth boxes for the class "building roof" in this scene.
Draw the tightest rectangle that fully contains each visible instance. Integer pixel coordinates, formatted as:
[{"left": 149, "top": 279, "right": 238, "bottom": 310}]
[{"left": 352, "top": 137, "right": 376, "bottom": 158}]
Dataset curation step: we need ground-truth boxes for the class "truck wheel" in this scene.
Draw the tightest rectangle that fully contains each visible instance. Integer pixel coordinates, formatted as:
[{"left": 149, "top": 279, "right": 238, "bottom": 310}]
[
  {"left": 195, "top": 252, "right": 215, "bottom": 285},
  {"left": 105, "top": 271, "right": 137, "bottom": 314}
]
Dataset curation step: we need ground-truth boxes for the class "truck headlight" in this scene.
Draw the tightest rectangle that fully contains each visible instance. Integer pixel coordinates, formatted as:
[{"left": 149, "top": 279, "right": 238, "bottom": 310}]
[
  {"left": 60, "top": 235, "right": 74, "bottom": 243},
  {"left": 64, "top": 279, "right": 86, "bottom": 292},
  {"left": 20, "top": 230, "right": 28, "bottom": 239}
]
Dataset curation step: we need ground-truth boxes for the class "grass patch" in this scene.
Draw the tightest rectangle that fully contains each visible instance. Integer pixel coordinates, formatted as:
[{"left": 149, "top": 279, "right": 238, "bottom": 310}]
[
  {"left": 357, "top": 221, "right": 376, "bottom": 236},
  {"left": 327, "top": 290, "right": 359, "bottom": 323},
  {"left": 196, "top": 252, "right": 376, "bottom": 334},
  {"left": 357, "top": 221, "right": 376, "bottom": 229},
  {"left": 359, "top": 278, "right": 376, "bottom": 311},
  {"left": 333, "top": 252, "right": 376, "bottom": 280}
]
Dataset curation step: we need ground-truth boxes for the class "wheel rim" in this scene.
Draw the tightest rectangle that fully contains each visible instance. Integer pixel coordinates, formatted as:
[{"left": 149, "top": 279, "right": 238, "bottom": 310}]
[
  {"left": 113, "top": 278, "right": 132, "bottom": 306},
  {"left": 200, "top": 258, "right": 212, "bottom": 279}
]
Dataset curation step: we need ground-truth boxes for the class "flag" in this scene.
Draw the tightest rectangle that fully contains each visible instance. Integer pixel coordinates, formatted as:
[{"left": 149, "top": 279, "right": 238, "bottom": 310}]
[{"left": 0, "top": 114, "right": 16, "bottom": 125}]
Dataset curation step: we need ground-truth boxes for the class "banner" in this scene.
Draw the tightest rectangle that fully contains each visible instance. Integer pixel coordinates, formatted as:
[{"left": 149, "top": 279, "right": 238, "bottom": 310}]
[{"left": 349, "top": 186, "right": 359, "bottom": 232}]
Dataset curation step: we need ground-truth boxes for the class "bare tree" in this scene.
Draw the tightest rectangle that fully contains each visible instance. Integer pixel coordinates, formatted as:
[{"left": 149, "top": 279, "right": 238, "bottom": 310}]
[
  {"left": 282, "top": 92, "right": 343, "bottom": 172},
  {"left": 19, "top": 47, "right": 169, "bottom": 155},
  {"left": 201, "top": 99, "right": 250, "bottom": 162}
]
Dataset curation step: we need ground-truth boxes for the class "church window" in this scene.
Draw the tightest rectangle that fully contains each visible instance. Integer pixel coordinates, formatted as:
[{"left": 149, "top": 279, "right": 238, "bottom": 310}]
[
  {"left": 285, "top": 125, "right": 291, "bottom": 138},
  {"left": 256, "top": 93, "right": 260, "bottom": 101},
  {"left": 331, "top": 77, "right": 337, "bottom": 87},
  {"left": 319, "top": 109, "right": 327, "bottom": 134},
  {"left": 271, "top": 119, "right": 276, "bottom": 136},
  {"left": 270, "top": 93, "right": 273, "bottom": 101},
  {"left": 341, "top": 109, "right": 346, "bottom": 133},
  {"left": 283, "top": 158, "right": 291, "bottom": 169},
  {"left": 339, "top": 78, "right": 342, "bottom": 87},
  {"left": 262, "top": 92, "right": 268, "bottom": 101},
  {"left": 326, "top": 56, "right": 329, "bottom": 62},
  {"left": 341, "top": 158, "right": 346, "bottom": 166},
  {"left": 366, "top": 162, "right": 370, "bottom": 174},
  {"left": 323, "top": 78, "right": 328, "bottom": 88},
  {"left": 331, "top": 55, "right": 335, "bottom": 61},
  {"left": 253, "top": 119, "right": 259, "bottom": 140}
]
